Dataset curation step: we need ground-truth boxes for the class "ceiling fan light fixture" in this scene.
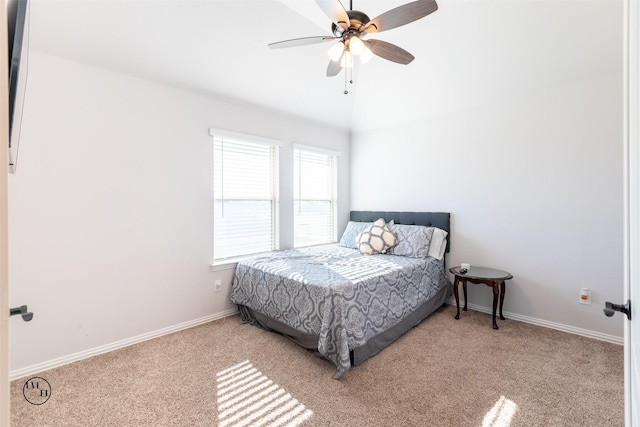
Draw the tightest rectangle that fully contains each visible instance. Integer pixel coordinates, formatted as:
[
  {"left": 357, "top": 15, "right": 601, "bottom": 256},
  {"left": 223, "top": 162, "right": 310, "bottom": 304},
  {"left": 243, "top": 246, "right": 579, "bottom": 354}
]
[
  {"left": 360, "top": 45, "right": 374, "bottom": 64},
  {"left": 327, "top": 41, "right": 345, "bottom": 62},
  {"left": 349, "top": 35, "right": 365, "bottom": 55}
]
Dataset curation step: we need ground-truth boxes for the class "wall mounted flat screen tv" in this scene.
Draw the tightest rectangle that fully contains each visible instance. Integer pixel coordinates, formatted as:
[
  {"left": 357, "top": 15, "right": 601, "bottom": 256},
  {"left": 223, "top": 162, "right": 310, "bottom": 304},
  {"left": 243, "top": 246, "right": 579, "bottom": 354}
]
[{"left": 7, "top": 0, "right": 30, "bottom": 174}]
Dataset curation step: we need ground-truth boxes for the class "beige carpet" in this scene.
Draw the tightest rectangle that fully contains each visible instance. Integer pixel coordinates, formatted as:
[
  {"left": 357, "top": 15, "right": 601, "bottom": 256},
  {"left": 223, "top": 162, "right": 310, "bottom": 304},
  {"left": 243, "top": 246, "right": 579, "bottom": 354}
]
[{"left": 10, "top": 305, "right": 624, "bottom": 426}]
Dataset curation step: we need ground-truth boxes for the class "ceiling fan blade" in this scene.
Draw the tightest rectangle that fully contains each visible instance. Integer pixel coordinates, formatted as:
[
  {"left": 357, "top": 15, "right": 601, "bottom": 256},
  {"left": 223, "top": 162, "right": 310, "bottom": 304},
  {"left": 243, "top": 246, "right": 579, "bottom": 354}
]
[
  {"left": 363, "top": 39, "right": 415, "bottom": 64},
  {"left": 363, "top": 0, "right": 438, "bottom": 34},
  {"left": 268, "top": 36, "right": 337, "bottom": 49},
  {"left": 315, "top": 0, "right": 349, "bottom": 32},
  {"left": 327, "top": 56, "right": 344, "bottom": 77}
]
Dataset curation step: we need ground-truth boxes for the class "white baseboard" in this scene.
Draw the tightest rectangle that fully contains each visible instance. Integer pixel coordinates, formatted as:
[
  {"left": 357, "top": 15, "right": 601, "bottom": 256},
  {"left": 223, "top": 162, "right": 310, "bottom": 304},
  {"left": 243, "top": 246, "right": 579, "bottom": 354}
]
[
  {"left": 9, "top": 308, "right": 239, "bottom": 381},
  {"left": 11, "top": 301, "right": 623, "bottom": 381},
  {"left": 445, "top": 297, "right": 623, "bottom": 345}
]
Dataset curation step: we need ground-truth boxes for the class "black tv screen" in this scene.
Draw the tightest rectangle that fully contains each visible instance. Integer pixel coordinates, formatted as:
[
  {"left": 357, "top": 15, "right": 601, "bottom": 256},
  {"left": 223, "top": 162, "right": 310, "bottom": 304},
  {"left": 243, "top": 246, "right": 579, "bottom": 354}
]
[{"left": 7, "top": 0, "right": 30, "bottom": 174}]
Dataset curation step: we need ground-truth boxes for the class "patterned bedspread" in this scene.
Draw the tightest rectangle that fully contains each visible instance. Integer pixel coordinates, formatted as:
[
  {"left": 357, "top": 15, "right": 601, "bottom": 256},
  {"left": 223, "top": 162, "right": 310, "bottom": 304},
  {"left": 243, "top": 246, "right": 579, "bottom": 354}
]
[{"left": 230, "top": 244, "right": 449, "bottom": 378}]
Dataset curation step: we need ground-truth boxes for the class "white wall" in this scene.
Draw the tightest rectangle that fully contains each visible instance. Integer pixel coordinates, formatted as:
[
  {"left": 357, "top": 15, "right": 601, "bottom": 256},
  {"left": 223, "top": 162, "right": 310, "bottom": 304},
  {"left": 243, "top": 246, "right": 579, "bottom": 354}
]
[
  {"left": 8, "top": 51, "right": 350, "bottom": 375},
  {"left": 351, "top": 72, "right": 624, "bottom": 339}
]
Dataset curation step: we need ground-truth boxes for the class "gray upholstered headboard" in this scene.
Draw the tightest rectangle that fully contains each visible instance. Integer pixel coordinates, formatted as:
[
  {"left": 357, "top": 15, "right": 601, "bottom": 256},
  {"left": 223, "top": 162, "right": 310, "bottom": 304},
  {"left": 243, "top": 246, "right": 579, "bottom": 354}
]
[{"left": 349, "top": 211, "right": 451, "bottom": 253}]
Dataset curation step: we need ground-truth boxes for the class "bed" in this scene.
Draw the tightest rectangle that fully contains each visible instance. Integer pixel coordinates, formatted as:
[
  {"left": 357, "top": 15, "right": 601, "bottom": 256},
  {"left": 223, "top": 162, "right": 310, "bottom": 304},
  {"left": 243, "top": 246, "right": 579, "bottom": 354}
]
[{"left": 230, "top": 211, "right": 451, "bottom": 378}]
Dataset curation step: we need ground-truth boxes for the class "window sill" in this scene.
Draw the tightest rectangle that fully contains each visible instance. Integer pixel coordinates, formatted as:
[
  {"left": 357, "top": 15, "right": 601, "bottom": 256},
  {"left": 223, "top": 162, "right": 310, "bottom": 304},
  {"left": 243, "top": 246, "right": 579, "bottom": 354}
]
[
  {"left": 210, "top": 262, "right": 238, "bottom": 272},
  {"left": 210, "top": 250, "right": 279, "bottom": 272},
  {"left": 210, "top": 244, "right": 339, "bottom": 272}
]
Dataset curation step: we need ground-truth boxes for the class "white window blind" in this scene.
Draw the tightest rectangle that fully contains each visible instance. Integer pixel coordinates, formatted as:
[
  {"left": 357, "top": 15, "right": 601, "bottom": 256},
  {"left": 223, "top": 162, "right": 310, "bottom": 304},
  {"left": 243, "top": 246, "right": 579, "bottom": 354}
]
[
  {"left": 213, "top": 133, "right": 279, "bottom": 261},
  {"left": 293, "top": 147, "right": 337, "bottom": 247}
]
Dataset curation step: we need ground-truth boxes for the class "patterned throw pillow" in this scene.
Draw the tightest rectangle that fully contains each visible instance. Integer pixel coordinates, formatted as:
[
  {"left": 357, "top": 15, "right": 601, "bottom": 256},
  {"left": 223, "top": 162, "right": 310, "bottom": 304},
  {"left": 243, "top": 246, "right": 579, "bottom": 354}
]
[
  {"left": 387, "top": 224, "right": 434, "bottom": 258},
  {"left": 357, "top": 218, "right": 397, "bottom": 255},
  {"left": 338, "top": 221, "right": 372, "bottom": 249}
]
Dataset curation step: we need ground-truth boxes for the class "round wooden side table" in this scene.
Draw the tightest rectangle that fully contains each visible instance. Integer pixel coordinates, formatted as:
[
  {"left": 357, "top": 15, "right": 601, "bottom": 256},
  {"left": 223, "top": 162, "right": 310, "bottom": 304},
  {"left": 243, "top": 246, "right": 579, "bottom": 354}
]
[{"left": 449, "top": 266, "right": 513, "bottom": 330}]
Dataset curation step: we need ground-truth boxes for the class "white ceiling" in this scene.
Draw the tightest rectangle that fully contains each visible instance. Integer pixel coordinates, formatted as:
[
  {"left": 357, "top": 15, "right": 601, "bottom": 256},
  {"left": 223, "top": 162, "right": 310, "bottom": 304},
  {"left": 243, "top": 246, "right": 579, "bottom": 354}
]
[{"left": 28, "top": 0, "right": 622, "bottom": 133}]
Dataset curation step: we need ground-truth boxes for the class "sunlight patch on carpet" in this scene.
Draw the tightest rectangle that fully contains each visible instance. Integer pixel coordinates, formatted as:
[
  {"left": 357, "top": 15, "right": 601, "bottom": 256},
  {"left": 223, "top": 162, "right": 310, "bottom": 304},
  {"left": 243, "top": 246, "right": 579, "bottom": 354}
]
[
  {"left": 216, "top": 360, "right": 313, "bottom": 427},
  {"left": 482, "top": 395, "right": 517, "bottom": 427}
]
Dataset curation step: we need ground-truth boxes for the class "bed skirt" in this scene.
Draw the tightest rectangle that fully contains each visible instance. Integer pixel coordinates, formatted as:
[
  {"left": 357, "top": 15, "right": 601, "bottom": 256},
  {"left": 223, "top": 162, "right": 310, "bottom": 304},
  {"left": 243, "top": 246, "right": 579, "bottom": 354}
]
[{"left": 237, "top": 283, "right": 449, "bottom": 369}]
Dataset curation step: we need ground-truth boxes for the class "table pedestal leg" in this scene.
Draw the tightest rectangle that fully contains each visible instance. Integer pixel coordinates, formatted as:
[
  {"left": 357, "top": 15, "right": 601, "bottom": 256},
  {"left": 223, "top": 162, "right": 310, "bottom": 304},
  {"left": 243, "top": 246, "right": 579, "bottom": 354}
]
[
  {"left": 492, "top": 281, "right": 499, "bottom": 330},
  {"left": 462, "top": 281, "right": 468, "bottom": 311},
  {"left": 454, "top": 277, "right": 461, "bottom": 320},
  {"left": 499, "top": 281, "right": 506, "bottom": 320}
]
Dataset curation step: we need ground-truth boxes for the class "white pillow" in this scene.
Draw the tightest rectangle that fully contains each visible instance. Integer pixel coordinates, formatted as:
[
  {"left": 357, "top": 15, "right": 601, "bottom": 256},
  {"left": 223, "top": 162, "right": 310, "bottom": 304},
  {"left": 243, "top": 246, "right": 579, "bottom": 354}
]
[
  {"left": 357, "top": 218, "right": 397, "bottom": 255},
  {"left": 428, "top": 228, "right": 448, "bottom": 260}
]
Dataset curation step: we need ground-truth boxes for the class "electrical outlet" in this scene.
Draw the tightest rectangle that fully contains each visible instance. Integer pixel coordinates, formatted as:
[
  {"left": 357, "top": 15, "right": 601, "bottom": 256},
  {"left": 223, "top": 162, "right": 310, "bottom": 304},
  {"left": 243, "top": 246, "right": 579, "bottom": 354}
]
[
  {"left": 579, "top": 288, "right": 591, "bottom": 305},
  {"left": 214, "top": 279, "right": 222, "bottom": 293}
]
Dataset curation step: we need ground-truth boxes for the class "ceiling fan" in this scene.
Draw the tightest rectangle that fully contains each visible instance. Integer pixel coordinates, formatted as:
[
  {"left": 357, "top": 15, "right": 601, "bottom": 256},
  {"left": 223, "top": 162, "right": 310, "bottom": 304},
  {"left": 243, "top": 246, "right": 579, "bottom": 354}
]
[{"left": 269, "top": 0, "right": 438, "bottom": 89}]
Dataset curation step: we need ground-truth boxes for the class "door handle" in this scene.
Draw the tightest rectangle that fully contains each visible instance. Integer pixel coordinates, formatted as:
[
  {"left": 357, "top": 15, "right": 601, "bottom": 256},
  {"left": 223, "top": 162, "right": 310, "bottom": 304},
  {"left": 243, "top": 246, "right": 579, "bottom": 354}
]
[
  {"left": 9, "top": 305, "right": 33, "bottom": 322},
  {"left": 603, "top": 300, "right": 631, "bottom": 321}
]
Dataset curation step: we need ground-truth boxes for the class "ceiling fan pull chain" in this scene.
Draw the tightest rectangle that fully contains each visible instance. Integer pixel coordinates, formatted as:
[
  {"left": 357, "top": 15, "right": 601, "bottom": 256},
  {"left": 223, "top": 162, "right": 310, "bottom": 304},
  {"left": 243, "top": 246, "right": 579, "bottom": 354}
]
[{"left": 344, "top": 69, "right": 348, "bottom": 94}]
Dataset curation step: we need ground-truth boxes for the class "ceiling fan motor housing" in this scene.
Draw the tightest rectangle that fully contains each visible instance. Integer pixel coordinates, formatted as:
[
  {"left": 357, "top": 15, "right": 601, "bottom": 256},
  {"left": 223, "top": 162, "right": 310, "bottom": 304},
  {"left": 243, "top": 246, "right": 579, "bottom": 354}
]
[{"left": 331, "top": 10, "right": 371, "bottom": 37}]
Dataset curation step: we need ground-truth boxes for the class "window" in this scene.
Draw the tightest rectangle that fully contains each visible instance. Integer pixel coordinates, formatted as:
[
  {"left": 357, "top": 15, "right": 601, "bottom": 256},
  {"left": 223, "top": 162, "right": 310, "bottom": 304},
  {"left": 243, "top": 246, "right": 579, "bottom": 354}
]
[
  {"left": 293, "top": 146, "right": 338, "bottom": 247},
  {"left": 212, "top": 130, "right": 279, "bottom": 261}
]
